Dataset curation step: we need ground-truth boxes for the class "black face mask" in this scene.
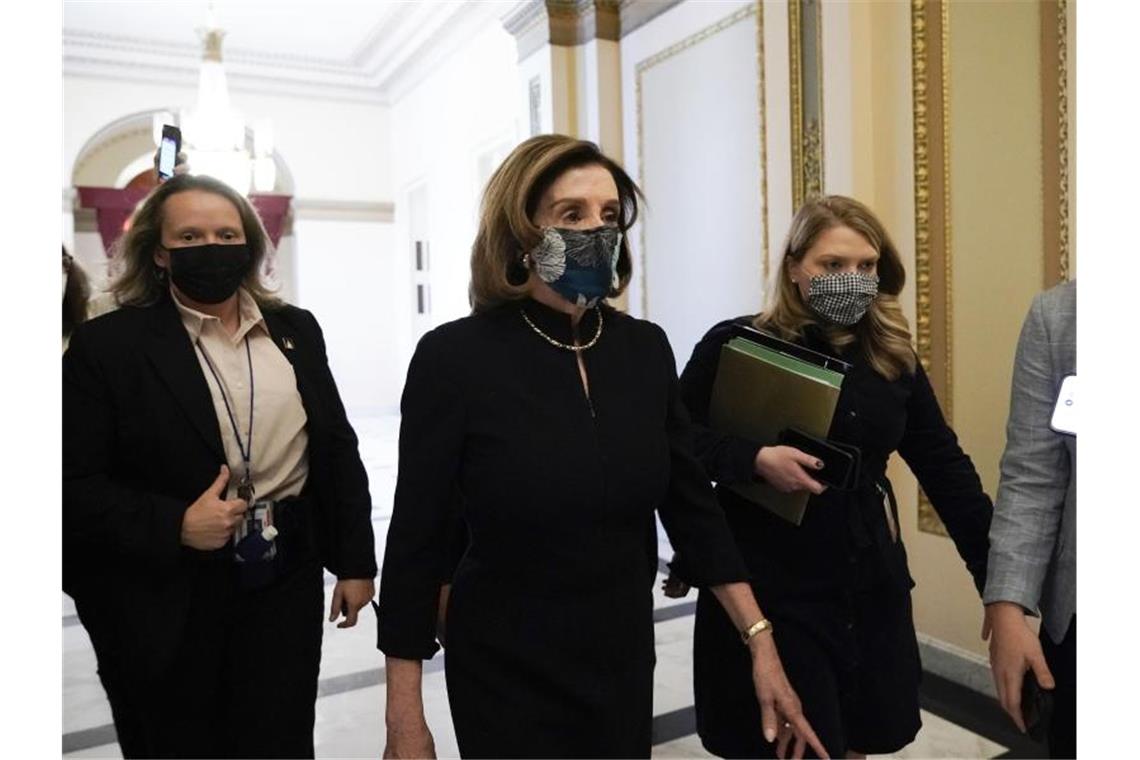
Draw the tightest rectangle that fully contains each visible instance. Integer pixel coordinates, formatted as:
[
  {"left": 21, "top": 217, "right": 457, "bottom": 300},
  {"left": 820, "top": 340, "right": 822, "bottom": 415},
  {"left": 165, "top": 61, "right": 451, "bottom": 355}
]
[{"left": 164, "top": 243, "right": 252, "bottom": 304}]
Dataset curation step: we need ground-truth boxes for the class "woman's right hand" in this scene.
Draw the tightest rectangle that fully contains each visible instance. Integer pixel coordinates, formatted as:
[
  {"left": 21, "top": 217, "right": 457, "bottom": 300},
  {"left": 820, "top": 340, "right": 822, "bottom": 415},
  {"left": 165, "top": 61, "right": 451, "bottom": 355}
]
[
  {"left": 748, "top": 634, "right": 829, "bottom": 759},
  {"left": 754, "top": 446, "right": 827, "bottom": 495},
  {"left": 383, "top": 721, "right": 436, "bottom": 759}
]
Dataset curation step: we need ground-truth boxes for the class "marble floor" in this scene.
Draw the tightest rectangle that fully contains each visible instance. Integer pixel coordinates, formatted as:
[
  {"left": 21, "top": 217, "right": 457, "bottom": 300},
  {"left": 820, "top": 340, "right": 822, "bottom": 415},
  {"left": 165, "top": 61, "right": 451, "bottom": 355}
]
[{"left": 62, "top": 415, "right": 1039, "bottom": 759}]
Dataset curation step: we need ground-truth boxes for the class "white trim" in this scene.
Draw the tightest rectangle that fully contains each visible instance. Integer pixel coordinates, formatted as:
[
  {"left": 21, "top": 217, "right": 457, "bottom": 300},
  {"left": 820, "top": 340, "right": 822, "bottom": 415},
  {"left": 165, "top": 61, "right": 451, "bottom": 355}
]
[
  {"left": 292, "top": 198, "right": 395, "bottom": 223},
  {"left": 63, "top": 2, "right": 517, "bottom": 107}
]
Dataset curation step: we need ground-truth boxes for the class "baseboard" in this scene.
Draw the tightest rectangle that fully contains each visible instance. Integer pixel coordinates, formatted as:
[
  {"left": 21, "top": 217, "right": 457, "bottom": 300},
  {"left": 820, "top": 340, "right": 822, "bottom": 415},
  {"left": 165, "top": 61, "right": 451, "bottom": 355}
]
[{"left": 917, "top": 632, "right": 997, "bottom": 699}]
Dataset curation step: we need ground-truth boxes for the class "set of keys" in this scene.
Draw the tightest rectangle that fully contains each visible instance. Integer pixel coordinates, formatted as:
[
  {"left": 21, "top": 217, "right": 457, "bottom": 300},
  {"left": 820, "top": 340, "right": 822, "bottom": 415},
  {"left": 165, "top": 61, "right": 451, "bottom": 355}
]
[{"left": 237, "top": 473, "right": 256, "bottom": 504}]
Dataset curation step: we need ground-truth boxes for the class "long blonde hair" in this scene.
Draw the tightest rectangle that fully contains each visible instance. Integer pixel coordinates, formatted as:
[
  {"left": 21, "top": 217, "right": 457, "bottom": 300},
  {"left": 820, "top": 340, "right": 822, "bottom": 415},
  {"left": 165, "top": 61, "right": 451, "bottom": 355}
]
[
  {"left": 109, "top": 174, "right": 281, "bottom": 309},
  {"left": 469, "top": 135, "right": 642, "bottom": 313},
  {"left": 756, "top": 195, "right": 916, "bottom": 381}
]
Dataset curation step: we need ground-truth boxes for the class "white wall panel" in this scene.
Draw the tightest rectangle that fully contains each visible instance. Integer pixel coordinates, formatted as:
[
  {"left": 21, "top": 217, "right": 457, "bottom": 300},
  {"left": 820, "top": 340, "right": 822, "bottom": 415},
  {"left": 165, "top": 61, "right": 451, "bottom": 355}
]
[
  {"left": 391, "top": 22, "right": 520, "bottom": 328},
  {"left": 293, "top": 218, "right": 398, "bottom": 416},
  {"left": 620, "top": 0, "right": 773, "bottom": 369}
]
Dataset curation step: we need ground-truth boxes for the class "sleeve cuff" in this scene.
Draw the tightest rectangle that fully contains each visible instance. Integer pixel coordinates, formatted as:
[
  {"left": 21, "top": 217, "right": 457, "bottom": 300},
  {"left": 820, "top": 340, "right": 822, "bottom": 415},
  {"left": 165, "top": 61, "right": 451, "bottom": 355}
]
[
  {"left": 373, "top": 601, "right": 442, "bottom": 660},
  {"left": 982, "top": 581, "right": 1041, "bottom": 617},
  {"left": 335, "top": 563, "right": 379, "bottom": 581},
  {"left": 726, "top": 438, "right": 762, "bottom": 484}
]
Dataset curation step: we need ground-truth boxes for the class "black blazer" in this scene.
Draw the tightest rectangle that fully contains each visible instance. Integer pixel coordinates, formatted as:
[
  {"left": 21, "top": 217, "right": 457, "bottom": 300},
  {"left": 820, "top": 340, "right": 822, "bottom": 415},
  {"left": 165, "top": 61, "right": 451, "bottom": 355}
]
[
  {"left": 675, "top": 317, "right": 992, "bottom": 599},
  {"left": 63, "top": 294, "right": 376, "bottom": 671}
]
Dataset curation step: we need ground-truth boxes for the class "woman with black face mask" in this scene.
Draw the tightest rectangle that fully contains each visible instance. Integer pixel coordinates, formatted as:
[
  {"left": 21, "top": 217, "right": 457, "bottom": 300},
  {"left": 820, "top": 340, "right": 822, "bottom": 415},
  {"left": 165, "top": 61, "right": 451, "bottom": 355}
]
[
  {"left": 377, "top": 135, "right": 827, "bottom": 759},
  {"left": 62, "top": 174, "right": 377, "bottom": 759},
  {"left": 664, "top": 196, "right": 994, "bottom": 760}
]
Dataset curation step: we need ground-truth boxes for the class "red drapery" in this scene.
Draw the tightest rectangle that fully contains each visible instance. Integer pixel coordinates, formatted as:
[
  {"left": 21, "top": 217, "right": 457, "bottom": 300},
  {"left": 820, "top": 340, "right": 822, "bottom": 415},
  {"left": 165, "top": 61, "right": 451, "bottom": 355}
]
[{"left": 75, "top": 186, "right": 292, "bottom": 254}]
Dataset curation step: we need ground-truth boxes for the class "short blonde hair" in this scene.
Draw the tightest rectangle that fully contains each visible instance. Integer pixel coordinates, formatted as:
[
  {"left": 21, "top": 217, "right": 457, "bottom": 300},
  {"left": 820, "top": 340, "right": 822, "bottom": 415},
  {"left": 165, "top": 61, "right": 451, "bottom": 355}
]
[
  {"left": 469, "top": 135, "right": 642, "bottom": 313},
  {"left": 756, "top": 195, "right": 916, "bottom": 380},
  {"left": 109, "top": 174, "right": 281, "bottom": 309}
]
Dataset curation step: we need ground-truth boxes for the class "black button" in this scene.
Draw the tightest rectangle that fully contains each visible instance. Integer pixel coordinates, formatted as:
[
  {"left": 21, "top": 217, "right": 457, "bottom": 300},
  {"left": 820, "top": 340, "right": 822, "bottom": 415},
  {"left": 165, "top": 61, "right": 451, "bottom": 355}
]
[{"left": 848, "top": 410, "right": 857, "bottom": 418}]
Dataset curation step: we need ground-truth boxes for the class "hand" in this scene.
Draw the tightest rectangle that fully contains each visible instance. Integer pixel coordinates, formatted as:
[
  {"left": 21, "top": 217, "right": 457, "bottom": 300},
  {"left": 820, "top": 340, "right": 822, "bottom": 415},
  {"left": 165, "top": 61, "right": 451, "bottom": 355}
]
[
  {"left": 985, "top": 602, "right": 1056, "bottom": 733},
  {"left": 383, "top": 720, "right": 436, "bottom": 759},
  {"left": 662, "top": 574, "right": 691, "bottom": 599},
  {"left": 329, "top": 578, "right": 375, "bottom": 629},
  {"left": 754, "top": 446, "right": 827, "bottom": 495},
  {"left": 180, "top": 465, "right": 248, "bottom": 550},
  {"left": 749, "top": 634, "right": 829, "bottom": 759}
]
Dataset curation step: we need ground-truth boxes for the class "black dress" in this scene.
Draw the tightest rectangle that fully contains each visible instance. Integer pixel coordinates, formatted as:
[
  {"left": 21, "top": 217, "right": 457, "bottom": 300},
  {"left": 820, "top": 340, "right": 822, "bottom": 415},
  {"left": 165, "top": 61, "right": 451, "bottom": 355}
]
[
  {"left": 376, "top": 299, "right": 749, "bottom": 758},
  {"left": 674, "top": 317, "right": 993, "bottom": 758}
]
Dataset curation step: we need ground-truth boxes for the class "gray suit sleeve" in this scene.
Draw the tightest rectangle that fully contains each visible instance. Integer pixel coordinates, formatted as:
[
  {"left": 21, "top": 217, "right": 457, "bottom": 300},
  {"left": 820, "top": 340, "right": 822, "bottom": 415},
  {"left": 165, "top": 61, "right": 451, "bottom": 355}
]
[{"left": 982, "top": 293, "right": 1070, "bottom": 613}]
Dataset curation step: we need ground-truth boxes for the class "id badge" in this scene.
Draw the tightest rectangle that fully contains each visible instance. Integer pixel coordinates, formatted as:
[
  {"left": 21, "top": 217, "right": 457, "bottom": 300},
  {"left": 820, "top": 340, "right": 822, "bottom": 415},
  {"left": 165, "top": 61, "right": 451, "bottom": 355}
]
[
  {"left": 233, "top": 499, "right": 277, "bottom": 561},
  {"left": 1050, "top": 374, "right": 1076, "bottom": 436}
]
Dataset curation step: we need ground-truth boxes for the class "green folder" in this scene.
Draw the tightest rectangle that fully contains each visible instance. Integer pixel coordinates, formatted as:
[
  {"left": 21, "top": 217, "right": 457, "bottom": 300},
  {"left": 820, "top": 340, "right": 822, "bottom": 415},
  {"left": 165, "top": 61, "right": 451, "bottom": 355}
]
[{"left": 708, "top": 338, "right": 844, "bottom": 525}]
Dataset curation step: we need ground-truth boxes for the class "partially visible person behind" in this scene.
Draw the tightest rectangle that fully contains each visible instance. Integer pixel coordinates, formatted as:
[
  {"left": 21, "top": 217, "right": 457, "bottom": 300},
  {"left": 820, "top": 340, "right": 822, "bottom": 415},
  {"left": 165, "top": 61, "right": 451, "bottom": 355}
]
[
  {"left": 62, "top": 246, "right": 90, "bottom": 352},
  {"left": 63, "top": 173, "right": 377, "bottom": 758},
  {"left": 983, "top": 280, "right": 1076, "bottom": 758}
]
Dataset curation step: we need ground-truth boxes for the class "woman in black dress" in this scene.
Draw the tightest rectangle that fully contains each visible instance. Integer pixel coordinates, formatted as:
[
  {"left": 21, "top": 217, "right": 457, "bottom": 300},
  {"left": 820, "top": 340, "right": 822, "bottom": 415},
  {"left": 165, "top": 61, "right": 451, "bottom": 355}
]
[
  {"left": 667, "top": 195, "right": 993, "bottom": 759},
  {"left": 377, "top": 136, "right": 827, "bottom": 759}
]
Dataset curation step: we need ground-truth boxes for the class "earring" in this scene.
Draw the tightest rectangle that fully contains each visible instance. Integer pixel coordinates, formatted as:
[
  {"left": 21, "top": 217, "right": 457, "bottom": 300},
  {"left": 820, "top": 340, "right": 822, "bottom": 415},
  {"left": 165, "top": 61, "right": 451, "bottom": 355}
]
[{"left": 153, "top": 265, "right": 169, "bottom": 283}]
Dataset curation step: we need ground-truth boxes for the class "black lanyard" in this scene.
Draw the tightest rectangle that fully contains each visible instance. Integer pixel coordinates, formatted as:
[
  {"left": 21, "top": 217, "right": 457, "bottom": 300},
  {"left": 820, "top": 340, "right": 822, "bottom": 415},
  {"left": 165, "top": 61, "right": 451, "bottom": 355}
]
[{"left": 197, "top": 336, "right": 255, "bottom": 500}]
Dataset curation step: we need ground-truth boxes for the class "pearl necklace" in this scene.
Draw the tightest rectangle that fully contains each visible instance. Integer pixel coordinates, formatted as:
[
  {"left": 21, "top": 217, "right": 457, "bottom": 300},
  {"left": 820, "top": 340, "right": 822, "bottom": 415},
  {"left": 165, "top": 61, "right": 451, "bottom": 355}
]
[{"left": 520, "top": 306, "right": 604, "bottom": 352}]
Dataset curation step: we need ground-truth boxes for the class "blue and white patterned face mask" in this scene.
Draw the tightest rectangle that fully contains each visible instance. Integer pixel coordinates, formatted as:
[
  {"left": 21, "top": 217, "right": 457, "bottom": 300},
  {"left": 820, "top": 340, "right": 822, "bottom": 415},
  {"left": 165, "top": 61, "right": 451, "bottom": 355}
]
[
  {"left": 529, "top": 225, "right": 622, "bottom": 308},
  {"left": 806, "top": 271, "right": 879, "bottom": 326}
]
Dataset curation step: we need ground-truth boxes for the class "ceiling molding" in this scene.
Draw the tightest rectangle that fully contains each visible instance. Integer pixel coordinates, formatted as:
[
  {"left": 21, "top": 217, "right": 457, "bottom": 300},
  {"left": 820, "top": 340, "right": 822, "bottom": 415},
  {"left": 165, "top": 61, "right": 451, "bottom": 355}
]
[
  {"left": 64, "top": 57, "right": 390, "bottom": 106},
  {"left": 383, "top": 1, "right": 517, "bottom": 104},
  {"left": 502, "top": 0, "right": 621, "bottom": 61},
  {"left": 618, "top": 0, "right": 684, "bottom": 38},
  {"left": 63, "top": 29, "right": 355, "bottom": 72},
  {"left": 63, "top": 2, "right": 523, "bottom": 107}
]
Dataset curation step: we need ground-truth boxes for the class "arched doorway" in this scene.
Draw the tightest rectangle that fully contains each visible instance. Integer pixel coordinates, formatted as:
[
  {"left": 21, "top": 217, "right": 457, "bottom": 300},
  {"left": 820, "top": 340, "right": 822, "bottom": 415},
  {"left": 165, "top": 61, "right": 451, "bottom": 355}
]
[{"left": 68, "top": 109, "right": 297, "bottom": 299}]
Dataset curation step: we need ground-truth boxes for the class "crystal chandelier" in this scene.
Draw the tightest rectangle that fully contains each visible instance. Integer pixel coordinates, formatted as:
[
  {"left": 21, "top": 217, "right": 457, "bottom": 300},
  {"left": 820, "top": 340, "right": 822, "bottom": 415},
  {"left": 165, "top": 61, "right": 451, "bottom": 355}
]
[{"left": 152, "top": 5, "right": 275, "bottom": 194}]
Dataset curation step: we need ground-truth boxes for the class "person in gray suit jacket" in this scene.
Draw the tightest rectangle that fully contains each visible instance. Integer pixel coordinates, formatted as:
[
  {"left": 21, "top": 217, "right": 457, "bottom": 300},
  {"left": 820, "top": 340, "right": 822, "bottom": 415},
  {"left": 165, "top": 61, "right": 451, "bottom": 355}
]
[{"left": 983, "top": 280, "right": 1076, "bottom": 758}]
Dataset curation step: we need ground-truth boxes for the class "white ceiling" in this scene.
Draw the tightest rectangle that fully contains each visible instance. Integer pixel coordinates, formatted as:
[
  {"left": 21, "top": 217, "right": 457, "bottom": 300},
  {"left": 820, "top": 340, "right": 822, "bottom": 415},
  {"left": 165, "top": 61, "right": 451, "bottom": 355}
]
[
  {"left": 63, "top": 1, "right": 401, "bottom": 62},
  {"left": 63, "top": 0, "right": 523, "bottom": 104}
]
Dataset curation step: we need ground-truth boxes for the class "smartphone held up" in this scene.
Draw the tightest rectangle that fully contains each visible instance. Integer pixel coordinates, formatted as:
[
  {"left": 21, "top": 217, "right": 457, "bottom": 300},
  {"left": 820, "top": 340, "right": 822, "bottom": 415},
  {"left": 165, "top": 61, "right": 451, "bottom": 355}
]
[{"left": 157, "top": 124, "right": 181, "bottom": 180}]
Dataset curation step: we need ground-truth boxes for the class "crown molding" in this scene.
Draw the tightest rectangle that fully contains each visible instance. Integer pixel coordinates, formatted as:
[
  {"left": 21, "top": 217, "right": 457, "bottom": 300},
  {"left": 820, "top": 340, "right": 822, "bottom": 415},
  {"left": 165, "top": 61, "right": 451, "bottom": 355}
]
[
  {"left": 618, "top": 0, "right": 684, "bottom": 38},
  {"left": 64, "top": 28, "right": 388, "bottom": 104},
  {"left": 502, "top": 0, "right": 621, "bottom": 61},
  {"left": 63, "top": 2, "right": 519, "bottom": 108},
  {"left": 383, "top": 1, "right": 515, "bottom": 104}
]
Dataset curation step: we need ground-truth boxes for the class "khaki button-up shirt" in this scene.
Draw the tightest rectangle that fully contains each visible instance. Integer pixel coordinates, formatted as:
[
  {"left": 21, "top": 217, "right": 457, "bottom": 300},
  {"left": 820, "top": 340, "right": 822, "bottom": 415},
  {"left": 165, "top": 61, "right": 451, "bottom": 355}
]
[{"left": 174, "top": 288, "right": 309, "bottom": 502}]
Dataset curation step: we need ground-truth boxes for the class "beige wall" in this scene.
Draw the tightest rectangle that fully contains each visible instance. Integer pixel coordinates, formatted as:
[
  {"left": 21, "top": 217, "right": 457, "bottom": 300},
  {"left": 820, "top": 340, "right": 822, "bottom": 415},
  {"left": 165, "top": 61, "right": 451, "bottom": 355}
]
[
  {"left": 946, "top": 0, "right": 1045, "bottom": 596},
  {"left": 838, "top": 0, "right": 1071, "bottom": 660}
]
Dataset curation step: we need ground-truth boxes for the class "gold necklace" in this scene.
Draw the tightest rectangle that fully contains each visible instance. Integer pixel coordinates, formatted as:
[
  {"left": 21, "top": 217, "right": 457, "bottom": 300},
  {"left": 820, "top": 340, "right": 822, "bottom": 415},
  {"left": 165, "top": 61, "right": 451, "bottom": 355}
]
[{"left": 520, "top": 306, "right": 604, "bottom": 352}]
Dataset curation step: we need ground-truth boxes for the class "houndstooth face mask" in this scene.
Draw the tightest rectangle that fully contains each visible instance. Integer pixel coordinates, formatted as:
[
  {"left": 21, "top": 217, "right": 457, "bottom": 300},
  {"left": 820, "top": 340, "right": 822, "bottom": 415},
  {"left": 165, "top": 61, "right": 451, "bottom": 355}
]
[
  {"left": 806, "top": 271, "right": 879, "bottom": 326},
  {"left": 529, "top": 225, "right": 622, "bottom": 308}
]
